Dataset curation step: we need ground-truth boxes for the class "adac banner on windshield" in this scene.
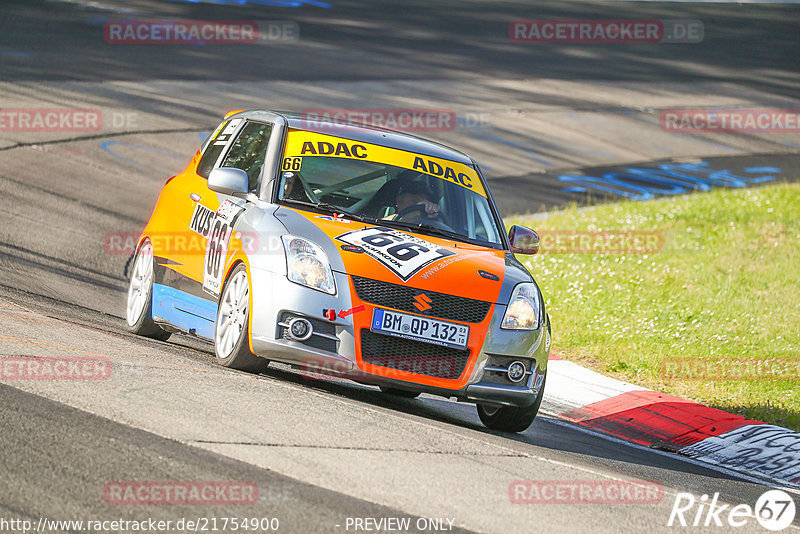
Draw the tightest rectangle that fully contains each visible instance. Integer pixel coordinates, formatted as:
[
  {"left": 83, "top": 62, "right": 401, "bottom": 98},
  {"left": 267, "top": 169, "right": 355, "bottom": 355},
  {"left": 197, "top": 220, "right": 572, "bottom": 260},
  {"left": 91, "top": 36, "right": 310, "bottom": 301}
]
[{"left": 282, "top": 130, "right": 487, "bottom": 197}]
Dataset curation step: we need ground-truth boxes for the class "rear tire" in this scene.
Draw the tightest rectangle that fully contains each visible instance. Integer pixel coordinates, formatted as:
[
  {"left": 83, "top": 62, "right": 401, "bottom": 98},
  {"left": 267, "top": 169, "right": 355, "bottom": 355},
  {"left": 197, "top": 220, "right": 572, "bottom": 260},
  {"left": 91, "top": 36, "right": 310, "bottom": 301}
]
[
  {"left": 126, "top": 240, "right": 171, "bottom": 341},
  {"left": 379, "top": 386, "right": 421, "bottom": 399},
  {"left": 214, "top": 264, "right": 269, "bottom": 373},
  {"left": 477, "top": 374, "right": 546, "bottom": 432}
]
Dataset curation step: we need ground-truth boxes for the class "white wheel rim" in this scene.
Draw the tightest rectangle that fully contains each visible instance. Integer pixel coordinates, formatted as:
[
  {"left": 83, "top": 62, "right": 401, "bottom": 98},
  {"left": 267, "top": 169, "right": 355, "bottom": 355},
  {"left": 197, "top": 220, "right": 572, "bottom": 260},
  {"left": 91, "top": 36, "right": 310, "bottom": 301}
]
[
  {"left": 216, "top": 270, "right": 249, "bottom": 359},
  {"left": 482, "top": 405, "right": 501, "bottom": 417},
  {"left": 126, "top": 242, "right": 154, "bottom": 326}
]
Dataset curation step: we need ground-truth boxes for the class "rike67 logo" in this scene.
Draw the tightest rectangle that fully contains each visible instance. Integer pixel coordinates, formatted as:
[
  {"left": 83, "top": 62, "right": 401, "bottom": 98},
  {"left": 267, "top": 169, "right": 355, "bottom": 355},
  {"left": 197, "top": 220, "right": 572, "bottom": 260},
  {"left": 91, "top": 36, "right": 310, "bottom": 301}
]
[{"left": 668, "top": 489, "right": 796, "bottom": 531}]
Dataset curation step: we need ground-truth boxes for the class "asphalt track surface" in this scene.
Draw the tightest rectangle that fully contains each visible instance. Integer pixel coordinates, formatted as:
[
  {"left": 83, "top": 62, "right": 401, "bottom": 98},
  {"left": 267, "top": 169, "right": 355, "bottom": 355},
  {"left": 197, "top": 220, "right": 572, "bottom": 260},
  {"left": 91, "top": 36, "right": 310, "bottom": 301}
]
[{"left": 1, "top": 1, "right": 799, "bottom": 533}]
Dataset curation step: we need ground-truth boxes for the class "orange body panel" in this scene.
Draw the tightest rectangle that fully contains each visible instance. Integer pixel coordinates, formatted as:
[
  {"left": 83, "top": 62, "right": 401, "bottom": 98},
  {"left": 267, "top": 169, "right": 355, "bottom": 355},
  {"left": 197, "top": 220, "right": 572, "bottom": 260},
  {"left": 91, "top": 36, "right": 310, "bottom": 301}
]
[
  {"left": 139, "top": 150, "right": 213, "bottom": 280},
  {"left": 293, "top": 209, "right": 506, "bottom": 390}
]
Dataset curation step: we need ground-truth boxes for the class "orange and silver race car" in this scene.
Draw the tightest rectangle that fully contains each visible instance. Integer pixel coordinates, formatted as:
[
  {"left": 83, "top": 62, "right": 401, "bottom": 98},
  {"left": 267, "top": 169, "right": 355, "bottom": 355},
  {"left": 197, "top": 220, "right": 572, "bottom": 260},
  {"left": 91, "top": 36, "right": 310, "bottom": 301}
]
[{"left": 126, "top": 110, "right": 550, "bottom": 432}]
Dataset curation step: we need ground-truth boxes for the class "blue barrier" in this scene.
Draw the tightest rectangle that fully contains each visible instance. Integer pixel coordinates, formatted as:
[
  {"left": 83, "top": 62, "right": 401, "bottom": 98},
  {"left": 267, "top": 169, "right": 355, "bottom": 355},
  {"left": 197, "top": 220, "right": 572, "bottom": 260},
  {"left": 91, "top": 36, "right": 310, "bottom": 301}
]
[{"left": 559, "top": 161, "right": 780, "bottom": 200}]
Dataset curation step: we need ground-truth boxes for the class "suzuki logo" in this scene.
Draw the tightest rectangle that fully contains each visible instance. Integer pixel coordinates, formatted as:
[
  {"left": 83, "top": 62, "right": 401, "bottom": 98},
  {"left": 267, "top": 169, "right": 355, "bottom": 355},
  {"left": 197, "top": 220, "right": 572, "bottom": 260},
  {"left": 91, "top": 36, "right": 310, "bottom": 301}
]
[{"left": 413, "top": 293, "right": 433, "bottom": 312}]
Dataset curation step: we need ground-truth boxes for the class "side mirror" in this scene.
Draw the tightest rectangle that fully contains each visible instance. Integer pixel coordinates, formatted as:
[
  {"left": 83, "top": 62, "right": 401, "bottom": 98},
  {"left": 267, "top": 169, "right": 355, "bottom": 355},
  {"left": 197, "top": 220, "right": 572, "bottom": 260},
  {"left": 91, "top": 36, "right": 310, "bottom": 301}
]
[
  {"left": 208, "top": 167, "right": 249, "bottom": 196},
  {"left": 508, "top": 225, "right": 539, "bottom": 255}
]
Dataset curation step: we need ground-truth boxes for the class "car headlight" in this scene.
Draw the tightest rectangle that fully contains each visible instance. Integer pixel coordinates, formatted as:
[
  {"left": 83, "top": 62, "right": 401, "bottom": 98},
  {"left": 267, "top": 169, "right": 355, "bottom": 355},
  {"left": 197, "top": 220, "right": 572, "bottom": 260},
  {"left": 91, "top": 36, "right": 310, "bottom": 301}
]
[
  {"left": 501, "top": 282, "right": 541, "bottom": 330},
  {"left": 282, "top": 235, "right": 336, "bottom": 295}
]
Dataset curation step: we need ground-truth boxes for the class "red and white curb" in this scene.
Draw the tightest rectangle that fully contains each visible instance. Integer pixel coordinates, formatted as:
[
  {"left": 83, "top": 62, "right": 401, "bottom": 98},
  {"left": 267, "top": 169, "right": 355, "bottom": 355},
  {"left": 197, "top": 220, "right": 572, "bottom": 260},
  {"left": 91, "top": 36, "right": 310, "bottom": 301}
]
[{"left": 545, "top": 356, "right": 800, "bottom": 489}]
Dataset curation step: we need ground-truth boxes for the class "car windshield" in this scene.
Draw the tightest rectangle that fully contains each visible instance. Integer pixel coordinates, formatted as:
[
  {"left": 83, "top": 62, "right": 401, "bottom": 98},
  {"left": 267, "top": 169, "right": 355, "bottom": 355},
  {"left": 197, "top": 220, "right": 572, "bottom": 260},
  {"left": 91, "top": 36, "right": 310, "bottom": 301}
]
[{"left": 277, "top": 130, "right": 504, "bottom": 247}]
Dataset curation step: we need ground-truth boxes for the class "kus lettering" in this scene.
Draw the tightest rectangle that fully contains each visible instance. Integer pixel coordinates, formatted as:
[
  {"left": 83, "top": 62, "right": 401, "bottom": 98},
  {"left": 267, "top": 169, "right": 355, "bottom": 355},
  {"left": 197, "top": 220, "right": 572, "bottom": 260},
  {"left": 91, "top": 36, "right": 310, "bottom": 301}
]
[{"left": 190, "top": 205, "right": 216, "bottom": 237}]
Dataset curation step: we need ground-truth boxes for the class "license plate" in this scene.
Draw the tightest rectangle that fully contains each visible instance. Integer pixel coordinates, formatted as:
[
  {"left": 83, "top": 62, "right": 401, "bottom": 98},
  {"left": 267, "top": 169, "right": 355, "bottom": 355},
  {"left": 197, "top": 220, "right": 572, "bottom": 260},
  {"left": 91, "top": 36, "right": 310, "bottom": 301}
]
[{"left": 370, "top": 308, "right": 469, "bottom": 350}]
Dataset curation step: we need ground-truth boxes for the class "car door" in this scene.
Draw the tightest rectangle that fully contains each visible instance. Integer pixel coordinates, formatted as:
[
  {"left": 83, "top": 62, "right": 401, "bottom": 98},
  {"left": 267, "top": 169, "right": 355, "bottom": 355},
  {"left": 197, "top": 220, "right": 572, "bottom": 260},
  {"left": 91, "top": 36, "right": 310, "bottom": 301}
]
[
  {"left": 156, "top": 119, "right": 273, "bottom": 338},
  {"left": 151, "top": 116, "right": 279, "bottom": 339},
  {"left": 148, "top": 117, "right": 242, "bottom": 335}
]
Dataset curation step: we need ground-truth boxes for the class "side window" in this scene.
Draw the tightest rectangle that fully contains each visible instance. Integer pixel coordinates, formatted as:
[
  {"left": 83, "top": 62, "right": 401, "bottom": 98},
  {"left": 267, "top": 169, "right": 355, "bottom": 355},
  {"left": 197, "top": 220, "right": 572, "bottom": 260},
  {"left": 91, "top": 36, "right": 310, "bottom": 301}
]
[
  {"left": 472, "top": 198, "right": 500, "bottom": 243},
  {"left": 197, "top": 118, "right": 242, "bottom": 178},
  {"left": 220, "top": 121, "right": 273, "bottom": 192}
]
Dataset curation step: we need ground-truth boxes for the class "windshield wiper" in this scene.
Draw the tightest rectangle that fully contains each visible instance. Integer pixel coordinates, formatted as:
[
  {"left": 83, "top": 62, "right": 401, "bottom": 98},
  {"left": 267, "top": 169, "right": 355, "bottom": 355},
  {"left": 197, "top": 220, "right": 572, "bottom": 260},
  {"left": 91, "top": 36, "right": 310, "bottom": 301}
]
[
  {"left": 379, "top": 219, "right": 469, "bottom": 243},
  {"left": 279, "top": 198, "right": 373, "bottom": 224}
]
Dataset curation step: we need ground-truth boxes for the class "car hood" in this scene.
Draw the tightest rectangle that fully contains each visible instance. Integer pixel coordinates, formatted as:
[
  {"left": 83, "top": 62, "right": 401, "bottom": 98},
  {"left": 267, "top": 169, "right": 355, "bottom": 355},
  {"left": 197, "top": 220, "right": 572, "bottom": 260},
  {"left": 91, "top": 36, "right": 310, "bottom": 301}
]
[{"left": 276, "top": 207, "right": 515, "bottom": 304}]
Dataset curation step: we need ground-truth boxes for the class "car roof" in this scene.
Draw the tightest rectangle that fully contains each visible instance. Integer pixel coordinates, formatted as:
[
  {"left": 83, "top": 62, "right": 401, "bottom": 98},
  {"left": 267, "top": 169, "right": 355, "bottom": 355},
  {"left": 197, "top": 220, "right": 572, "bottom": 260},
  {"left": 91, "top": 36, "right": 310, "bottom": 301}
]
[{"left": 233, "top": 109, "right": 474, "bottom": 166}]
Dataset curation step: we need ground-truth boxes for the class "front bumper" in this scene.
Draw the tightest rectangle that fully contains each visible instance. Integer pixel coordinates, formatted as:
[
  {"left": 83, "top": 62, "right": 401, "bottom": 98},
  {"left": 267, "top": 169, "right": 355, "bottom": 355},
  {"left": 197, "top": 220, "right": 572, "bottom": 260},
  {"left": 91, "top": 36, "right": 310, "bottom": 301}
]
[{"left": 248, "top": 268, "right": 550, "bottom": 407}]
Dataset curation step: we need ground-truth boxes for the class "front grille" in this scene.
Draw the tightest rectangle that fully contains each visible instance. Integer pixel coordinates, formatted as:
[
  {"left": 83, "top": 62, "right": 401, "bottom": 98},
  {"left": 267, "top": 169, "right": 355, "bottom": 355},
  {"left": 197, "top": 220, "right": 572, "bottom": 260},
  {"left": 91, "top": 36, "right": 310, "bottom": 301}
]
[
  {"left": 351, "top": 276, "right": 491, "bottom": 323},
  {"left": 360, "top": 329, "right": 469, "bottom": 380},
  {"left": 279, "top": 312, "right": 337, "bottom": 353}
]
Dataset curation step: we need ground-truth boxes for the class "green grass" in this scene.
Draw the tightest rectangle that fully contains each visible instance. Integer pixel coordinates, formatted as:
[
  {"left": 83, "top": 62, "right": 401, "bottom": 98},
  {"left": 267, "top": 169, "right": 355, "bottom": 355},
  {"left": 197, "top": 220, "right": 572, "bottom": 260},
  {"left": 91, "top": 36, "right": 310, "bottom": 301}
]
[{"left": 508, "top": 182, "right": 800, "bottom": 431}]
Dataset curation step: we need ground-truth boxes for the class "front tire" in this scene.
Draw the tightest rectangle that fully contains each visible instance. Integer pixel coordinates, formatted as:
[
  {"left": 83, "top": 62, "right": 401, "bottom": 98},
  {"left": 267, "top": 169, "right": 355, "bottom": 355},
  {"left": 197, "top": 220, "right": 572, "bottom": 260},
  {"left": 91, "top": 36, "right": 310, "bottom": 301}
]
[
  {"left": 477, "top": 375, "right": 546, "bottom": 433},
  {"left": 214, "top": 263, "right": 269, "bottom": 373},
  {"left": 126, "top": 240, "right": 171, "bottom": 341}
]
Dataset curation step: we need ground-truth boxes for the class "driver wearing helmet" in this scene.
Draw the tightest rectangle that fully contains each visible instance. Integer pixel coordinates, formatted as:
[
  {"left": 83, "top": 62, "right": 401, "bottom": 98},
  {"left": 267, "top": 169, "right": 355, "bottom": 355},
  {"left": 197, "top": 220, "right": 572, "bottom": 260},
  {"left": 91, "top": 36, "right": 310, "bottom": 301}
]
[{"left": 391, "top": 180, "right": 440, "bottom": 221}]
